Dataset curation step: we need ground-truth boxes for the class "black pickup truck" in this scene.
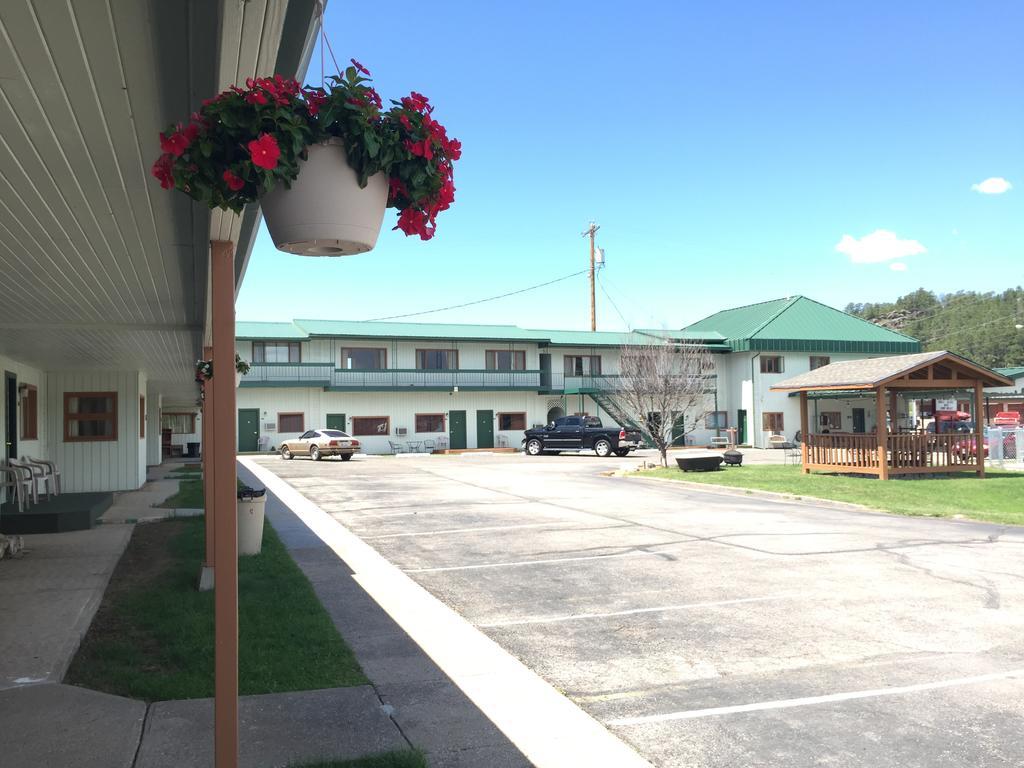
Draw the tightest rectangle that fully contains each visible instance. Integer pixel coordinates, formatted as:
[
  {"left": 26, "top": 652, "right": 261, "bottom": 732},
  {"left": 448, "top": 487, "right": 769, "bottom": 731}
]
[{"left": 522, "top": 416, "right": 642, "bottom": 457}]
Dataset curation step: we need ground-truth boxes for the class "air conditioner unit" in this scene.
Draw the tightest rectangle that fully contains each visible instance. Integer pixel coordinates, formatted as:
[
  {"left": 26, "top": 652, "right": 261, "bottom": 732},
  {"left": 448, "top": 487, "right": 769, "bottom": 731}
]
[
  {"left": 263, "top": 422, "right": 276, "bottom": 431},
  {"left": 395, "top": 427, "right": 408, "bottom": 436}
]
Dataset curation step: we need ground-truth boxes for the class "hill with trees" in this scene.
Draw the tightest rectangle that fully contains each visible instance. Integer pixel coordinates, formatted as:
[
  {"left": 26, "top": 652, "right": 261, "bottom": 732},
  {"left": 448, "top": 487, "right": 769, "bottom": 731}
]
[{"left": 845, "top": 288, "right": 1024, "bottom": 369}]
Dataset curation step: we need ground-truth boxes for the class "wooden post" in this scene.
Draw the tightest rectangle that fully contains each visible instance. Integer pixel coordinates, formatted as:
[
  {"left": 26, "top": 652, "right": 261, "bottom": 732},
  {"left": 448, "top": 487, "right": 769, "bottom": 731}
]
[
  {"left": 799, "top": 391, "right": 809, "bottom": 473},
  {"left": 974, "top": 380, "right": 985, "bottom": 478},
  {"left": 876, "top": 386, "right": 889, "bottom": 480},
  {"left": 202, "top": 345, "right": 215, "bottom": 570},
  {"left": 211, "top": 240, "right": 238, "bottom": 768},
  {"left": 889, "top": 390, "right": 898, "bottom": 433}
]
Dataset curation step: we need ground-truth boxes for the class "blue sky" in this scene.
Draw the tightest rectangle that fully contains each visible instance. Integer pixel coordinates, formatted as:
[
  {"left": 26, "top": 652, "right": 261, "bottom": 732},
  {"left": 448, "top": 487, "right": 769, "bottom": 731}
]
[{"left": 237, "top": 0, "right": 1022, "bottom": 331}]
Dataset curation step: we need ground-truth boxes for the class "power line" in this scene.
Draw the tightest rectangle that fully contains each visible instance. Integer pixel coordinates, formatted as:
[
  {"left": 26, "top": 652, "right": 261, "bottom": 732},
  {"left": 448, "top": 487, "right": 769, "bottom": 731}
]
[
  {"left": 363, "top": 269, "right": 589, "bottom": 322},
  {"left": 596, "top": 270, "right": 630, "bottom": 329}
]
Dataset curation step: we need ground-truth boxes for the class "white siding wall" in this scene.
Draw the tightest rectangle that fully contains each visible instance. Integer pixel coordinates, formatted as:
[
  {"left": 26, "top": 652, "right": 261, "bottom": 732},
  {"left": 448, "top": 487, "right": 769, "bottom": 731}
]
[
  {"left": 45, "top": 370, "right": 147, "bottom": 492},
  {"left": 0, "top": 352, "right": 47, "bottom": 461}
]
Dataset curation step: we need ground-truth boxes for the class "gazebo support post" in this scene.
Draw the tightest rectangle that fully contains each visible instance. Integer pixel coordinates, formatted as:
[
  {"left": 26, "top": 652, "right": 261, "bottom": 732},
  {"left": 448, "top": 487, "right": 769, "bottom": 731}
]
[
  {"left": 799, "top": 391, "right": 809, "bottom": 473},
  {"left": 199, "top": 345, "right": 215, "bottom": 592},
  {"left": 876, "top": 386, "right": 889, "bottom": 480},
  {"left": 974, "top": 380, "right": 985, "bottom": 478}
]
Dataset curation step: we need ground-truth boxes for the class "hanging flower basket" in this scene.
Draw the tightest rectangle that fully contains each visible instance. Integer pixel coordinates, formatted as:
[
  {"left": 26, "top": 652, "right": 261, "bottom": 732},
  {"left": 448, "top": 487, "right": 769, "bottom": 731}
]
[
  {"left": 152, "top": 61, "right": 460, "bottom": 255},
  {"left": 195, "top": 355, "right": 251, "bottom": 386}
]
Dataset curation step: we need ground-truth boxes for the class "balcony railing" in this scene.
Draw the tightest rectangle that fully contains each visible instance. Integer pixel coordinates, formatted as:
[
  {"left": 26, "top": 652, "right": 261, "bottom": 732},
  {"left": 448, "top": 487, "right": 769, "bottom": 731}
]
[
  {"left": 239, "top": 363, "right": 541, "bottom": 389},
  {"left": 548, "top": 373, "right": 715, "bottom": 393}
]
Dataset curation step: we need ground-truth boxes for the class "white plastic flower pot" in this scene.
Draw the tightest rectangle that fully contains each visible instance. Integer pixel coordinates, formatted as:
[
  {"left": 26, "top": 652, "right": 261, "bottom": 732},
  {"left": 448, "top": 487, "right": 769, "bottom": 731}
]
[
  {"left": 260, "top": 139, "right": 388, "bottom": 257},
  {"left": 237, "top": 487, "right": 266, "bottom": 556},
  {"left": 235, "top": 371, "right": 242, "bottom": 388}
]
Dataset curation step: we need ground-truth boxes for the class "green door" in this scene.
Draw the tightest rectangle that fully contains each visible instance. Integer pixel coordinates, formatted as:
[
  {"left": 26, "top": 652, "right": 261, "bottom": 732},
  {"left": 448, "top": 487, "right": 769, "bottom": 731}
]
[
  {"left": 476, "top": 409, "right": 494, "bottom": 449},
  {"left": 737, "top": 409, "right": 747, "bottom": 445},
  {"left": 671, "top": 413, "right": 686, "bottom": 446},
  {"left": 238, "top": 408, "right": 260, "bottom": 452},
  {"left": 325, "top": 413, "right": 346, "bottom": 431},
  {"left": 852, "top": 408, "right": 866, "bottom": 433},
  {"left": 449, "top": 410, "right": 467, "bottom": 450}
]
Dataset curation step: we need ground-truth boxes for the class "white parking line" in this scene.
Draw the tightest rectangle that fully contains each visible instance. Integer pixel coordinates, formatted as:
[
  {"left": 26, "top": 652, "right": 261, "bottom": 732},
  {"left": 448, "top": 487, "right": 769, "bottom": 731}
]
[
  {"left": 479, "top": 594, "right": 795, "bottom": 628},
  {"left": 607, "top": 668, "right": 1024, "bottom": 726},
  {"left": 360, "top": 521, "right": 608, "bottom": 540},
  {"left": 404, "top": 549, "right": 667, "bottom": 574}
]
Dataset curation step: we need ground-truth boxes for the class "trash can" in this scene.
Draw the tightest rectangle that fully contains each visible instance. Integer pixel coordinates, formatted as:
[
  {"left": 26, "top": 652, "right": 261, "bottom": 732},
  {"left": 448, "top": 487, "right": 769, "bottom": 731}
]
[
  {"left": 237, "top": 485, "right": 267, "bottom": 556},
  {"left": 186, "top": 442, "right": 200, "bottom": 458}
]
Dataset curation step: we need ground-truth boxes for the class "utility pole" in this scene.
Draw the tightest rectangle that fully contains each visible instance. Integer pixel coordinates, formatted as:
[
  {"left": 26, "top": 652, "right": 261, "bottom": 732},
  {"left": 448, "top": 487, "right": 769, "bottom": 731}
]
[{"left": 582, "top": 221, "right": 600, "bottom": 331}]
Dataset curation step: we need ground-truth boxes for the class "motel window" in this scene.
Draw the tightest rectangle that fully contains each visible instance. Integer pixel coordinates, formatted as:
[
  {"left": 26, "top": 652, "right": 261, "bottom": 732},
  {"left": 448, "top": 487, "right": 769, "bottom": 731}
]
[
  {"left": 340, "top": 348, "right": 387, "bottom": 369},
  {"left": 416, "top": 349, "right": 458, "bottom": 370},
  {"left": 140, "top": 396, "right": 146, "bottom": 438},
  {"left": 486, "top": 350, "right": 526, "bottom": 371},
  {"left": 762, "top": 412, "right": 784, "bottom": 433},
  {"left": 760, "top": 356, "right": 784, "bottom": 374},
  {"left": 252, "top": 341, "right": 301, "bottom": 363},
  {"left": 161, "top": 413, "right": 196, "bottom": 434},
  {"left": 64, "top": 392, "right": 118, "bottom": 442},
  {"left": 352, "top": 416, "right": 390, "bottom": 436},
  {"left": 564, "top": 355, "right": 602, "bottom": 376},
  {"left": 497, "top": 413, "right": 527, "bottom": 431},
  {"left": 705, "top": 411, "right": 728, "bottom": 429},
  {"left": 278, "top": 412, "right": 305, "bottom": 433},
  {"left": 809, "top": 356, "right": 830, "bottom": 371},
  {"left": 415, "top": 414, "right": 445, "bottom": 433},
  {"left": 820, "top": 411, "right": 842, "bottom": 430},
  {"left": 20, "top": 384, "right": 38, "bottom": 440}
]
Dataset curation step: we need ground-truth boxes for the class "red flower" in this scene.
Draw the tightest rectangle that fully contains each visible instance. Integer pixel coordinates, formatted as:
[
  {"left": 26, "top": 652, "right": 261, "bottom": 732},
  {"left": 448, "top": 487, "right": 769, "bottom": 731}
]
[
  {"left": 350, "top": 58, "right": 371, "bottom": 76},
  {"left": 394, "top": 207, "right": 434, "bottom": 240},
  {"left": 445, "top": 138, "right": 462, "bottom": 161},
  {"left": 222, "top": 169, "right": 245, "bottom": 192},
  {"left": 388, "top": 177, "right": 408, "bottom": 201},
  {"left": 245, "top": 90, "right": 268, "bottom": 106},
  {"left": 365, "top": 87, "right": 383, "bottom": 109},
  {"left": 247, "top": 133, "right": 280, "bottom": 170},
  {"left": 159, "top": 130, "right": 189, "bottom": 158},
  {"left": 305, "top": 88, "right": 327, "bottom": 116},
  {"left": 182, "top": 122, "right": 200, "bottom": 144},
  {"left": 399, "top": 114, "right": 412, "bottom": 132},
  {"left": 151, "top": 153, "right": 175, "bottom": 189}
]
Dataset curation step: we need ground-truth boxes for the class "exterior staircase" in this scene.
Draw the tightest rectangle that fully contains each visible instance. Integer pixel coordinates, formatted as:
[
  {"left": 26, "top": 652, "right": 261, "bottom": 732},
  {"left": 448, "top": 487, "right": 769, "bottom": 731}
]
[{"left": 588, "top": 391, "right": 642, "bottom": 432}]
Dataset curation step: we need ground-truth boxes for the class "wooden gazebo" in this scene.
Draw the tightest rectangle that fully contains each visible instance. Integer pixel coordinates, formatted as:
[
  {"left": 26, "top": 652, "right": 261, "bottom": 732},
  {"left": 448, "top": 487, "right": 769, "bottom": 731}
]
[{"left": 771, "top": 351, "right": 1013, "bottom": 479}]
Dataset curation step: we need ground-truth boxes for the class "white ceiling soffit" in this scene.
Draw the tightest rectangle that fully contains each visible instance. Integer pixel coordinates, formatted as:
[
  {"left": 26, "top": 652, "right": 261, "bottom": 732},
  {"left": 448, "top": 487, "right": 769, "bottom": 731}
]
[{"left": 0, "top": 0, "right": 317, "bottom": 384}]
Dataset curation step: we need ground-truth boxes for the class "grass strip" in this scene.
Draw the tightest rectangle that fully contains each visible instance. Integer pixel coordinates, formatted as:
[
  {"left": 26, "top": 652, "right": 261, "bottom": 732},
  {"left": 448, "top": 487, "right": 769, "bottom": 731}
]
[
  {"left": 67, "top": 516, "right": 367, "bottom": 700},
  {"left": 638, "top": 465, "right": 1024, "bottom": 525}
]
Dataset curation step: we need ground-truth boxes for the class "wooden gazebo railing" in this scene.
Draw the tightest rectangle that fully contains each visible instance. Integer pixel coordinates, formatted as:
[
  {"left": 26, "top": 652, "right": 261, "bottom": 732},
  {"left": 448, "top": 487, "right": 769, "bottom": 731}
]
[
  {"left": 804, "top": 433, "right": 979, "bottom": 475},
  {"left": 770, "top": 351, "right": 1013, "bottom": 479}
]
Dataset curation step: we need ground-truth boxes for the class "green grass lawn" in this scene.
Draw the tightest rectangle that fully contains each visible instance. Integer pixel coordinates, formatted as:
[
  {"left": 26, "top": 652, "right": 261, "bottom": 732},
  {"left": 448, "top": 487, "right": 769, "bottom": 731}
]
[
  {"left": 158, "top": 477, "right": 204, "bottom": 508},
  {"left": 637, "top": 464, "right": 1024, "bottom": 525},
  {"left": 67, "top": 516, "right": 367, "bottom": 701},
  {"left": 291, "top": 751, "right": 428, "bottom": 768}
]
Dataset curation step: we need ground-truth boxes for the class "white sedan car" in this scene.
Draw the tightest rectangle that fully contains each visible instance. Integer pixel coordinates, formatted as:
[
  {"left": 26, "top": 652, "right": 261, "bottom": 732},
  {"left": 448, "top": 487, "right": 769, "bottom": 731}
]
[{"left": 279, "top": 429, "right": 361, "bottom": 461}]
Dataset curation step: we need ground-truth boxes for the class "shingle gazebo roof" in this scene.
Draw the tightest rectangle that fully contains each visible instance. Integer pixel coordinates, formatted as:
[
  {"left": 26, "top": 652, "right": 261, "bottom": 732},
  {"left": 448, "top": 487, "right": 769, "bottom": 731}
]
[{"left": 770, "top": 351, "right": 1013, "bottom": 392}]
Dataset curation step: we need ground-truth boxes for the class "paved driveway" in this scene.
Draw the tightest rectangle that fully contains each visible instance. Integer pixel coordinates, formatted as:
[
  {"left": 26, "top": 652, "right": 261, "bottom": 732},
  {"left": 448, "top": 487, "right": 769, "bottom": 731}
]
[{"left": 252, "top": 451, "right": 1024, "bottom": 767}]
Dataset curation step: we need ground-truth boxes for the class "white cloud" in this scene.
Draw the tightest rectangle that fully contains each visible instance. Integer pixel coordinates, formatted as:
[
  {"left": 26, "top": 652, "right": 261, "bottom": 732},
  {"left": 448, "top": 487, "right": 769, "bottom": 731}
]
[
  {"left": 971, "top": 177, "right": 1012, "bottom": 195},
  {"left": 834, "top": 229, "right": 927, "bottom": 264},
  {"left": 889, "top": 262, "right": 908, "bottom": 272}
]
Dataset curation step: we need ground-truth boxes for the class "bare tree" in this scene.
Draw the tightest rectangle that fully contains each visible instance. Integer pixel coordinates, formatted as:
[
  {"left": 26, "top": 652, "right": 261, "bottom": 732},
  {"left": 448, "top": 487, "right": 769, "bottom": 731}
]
[{"left": 611, "top": 340, "right": 717, "bottom": 467}]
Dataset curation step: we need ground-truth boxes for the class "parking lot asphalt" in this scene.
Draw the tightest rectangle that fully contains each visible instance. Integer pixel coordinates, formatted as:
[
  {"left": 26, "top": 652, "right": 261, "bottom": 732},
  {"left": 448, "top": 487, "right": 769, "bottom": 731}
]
[{"left": 252, "top": 450, "right": 1024, "bottom": 768}]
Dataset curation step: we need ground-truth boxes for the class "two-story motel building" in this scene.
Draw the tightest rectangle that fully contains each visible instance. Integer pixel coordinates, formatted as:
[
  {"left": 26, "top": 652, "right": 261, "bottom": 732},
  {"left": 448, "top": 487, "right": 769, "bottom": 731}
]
[{"left": 235, "top": 296, "right": 923, "bottom": 453}]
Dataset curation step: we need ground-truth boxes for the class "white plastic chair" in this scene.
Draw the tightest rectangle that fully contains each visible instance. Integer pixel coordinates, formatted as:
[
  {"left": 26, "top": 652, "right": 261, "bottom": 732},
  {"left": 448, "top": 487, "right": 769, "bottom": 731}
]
[
  {"left": 27, "top": 456, "right": 60, "bottom": 496},
  {"left": 2, "top": 461, "right": 36, "bottom": 509},
  {"left": 7, "top": 459, "right": 41, "bottom": 504}
]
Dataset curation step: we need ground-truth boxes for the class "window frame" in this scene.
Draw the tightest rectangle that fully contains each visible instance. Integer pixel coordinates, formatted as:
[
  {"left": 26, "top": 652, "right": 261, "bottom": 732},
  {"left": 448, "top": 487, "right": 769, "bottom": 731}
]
[
  {"left": 161, "top": 412, "right": 196, "bottom": 435},
  {"left": 20, "top": 384, "right": 38, "bottom": 440},
  {"left": 277, "top": 412, "right": 305, "bottom": 433},
  {"left": 352, "top": 416, "right": 391, "bottom": 436},
  {"left": 497, "top": 412, "right": 527, "bottom": 431},
  {"left": 705, "top": 411, "right": 728, "bottom": 429},
  {"left": 563, "top": 355, "right": 602, "bottom": 376},
  {"left": 759, "top": 356, "right": 784, "bottom": 374},
  {"left": 762, "top": 412, "right": 785, "bottom": 432},
  {"left": 819, "top": 411, "right": 842, "bottom": 430},
  {"left": 415, "top": 349, "right": 459, "bottom": 370},
  {"left": 485, "top": 350, "right": 526, "bottom": 371},
  {"left": 339, "top": 347, "right": 388, "bottom": 370},
  {"left": 140, "top": 396, "right": 146, "bottom": 439},
  {"left": 809, "top": 355, "right": 830, "bottom": 371},
  {"left": 64, "top": 391, "right": 118, "bottom": 443},
  {"left": 252, "top": 341, "right": 301, "bottom": 364},
  {"left": 414, "top": 413, "right": 446, "bottom": 433}
]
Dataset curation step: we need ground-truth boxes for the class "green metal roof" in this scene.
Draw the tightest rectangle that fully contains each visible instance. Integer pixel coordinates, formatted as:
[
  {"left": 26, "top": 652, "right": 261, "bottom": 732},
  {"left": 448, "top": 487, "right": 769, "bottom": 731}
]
[
  {"left": 682, "top": 295, "right": 921, "bottom": 354},
  {"left": 995, "top": 366, "right": 1024, "bottom": 379},
  {"left": 293, "top": 319, "right": 550, "bottom": 342},
  {"left": 235, "top": 321, "right": 308, "bottom": 340}
]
